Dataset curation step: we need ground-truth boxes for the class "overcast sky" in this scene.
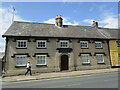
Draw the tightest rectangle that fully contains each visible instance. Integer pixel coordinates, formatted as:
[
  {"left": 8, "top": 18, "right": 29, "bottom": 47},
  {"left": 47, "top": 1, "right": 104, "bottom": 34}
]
[{"left": 0, "top": 1, "right": 119, "bottom": 52}]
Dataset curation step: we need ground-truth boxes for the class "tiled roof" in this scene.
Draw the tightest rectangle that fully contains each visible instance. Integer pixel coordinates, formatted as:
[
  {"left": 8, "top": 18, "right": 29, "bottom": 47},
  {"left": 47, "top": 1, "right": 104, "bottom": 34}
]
[{"left": 2, "top": 21, "right": 119, "bottom": 39}]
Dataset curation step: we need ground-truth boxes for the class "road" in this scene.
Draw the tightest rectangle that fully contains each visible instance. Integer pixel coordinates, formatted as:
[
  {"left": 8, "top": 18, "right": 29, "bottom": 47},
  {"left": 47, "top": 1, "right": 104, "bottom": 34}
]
[{"left": 2, "top": 72, "right": 118, "bottom": 88}]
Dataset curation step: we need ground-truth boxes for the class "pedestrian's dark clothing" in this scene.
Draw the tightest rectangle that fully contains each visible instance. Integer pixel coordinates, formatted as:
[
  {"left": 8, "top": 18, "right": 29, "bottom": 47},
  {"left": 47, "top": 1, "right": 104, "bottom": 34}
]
[
  {"left": 25, "top": 63, "right": 32, "bottom": 76},
  {"left": 25, "top": 68, "right": 32, "bottom": 76}
]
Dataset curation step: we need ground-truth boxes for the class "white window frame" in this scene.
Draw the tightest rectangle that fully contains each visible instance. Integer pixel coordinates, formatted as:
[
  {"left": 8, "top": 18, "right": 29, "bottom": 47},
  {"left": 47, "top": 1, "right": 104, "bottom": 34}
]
[
  {"left": 36, "top": 55, "right": 47, "bottom": 65},
  {"left": 95, "top": 41, "right": 102, "bottom": 48},
  {"left": 96, "top": 54, "right": 104, "bottom": 63},
  {"left": 37, "top": 40, "right": 46, "bottom": 48},
  {"left": 116, "top": 41, "right": 120, "bottom": 48},
  {"left": 81, "top": 54, "right": 90, "bottom": 64},
  {"left": 60, "top": 40, "right": 69, "bottom": 48},
  {"left": 80, "top": 41, "right": 88, "bottom": 48},
  {"left": 16, "top": 40, "right": 27, "bottom": 48},
  {"left": 15, "top": 55, "right": 26, "bottom": 66}
]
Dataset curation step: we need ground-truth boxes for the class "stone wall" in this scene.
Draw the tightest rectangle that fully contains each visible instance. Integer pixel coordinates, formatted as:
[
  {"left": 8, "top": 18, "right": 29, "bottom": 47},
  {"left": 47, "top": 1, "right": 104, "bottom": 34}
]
[{"left": 4, "top": 37, "right": 111, "bottom": 76}]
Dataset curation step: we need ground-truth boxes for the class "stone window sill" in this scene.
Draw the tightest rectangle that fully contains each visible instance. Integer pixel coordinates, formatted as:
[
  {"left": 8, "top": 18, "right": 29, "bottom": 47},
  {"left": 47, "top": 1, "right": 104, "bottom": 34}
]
[
  {"left": 82, "top": 63, "right": 91, "bottom": 65},
  {"left": 97, "top": 63, "right": 105, "bottom": 64},
  {"left": 36, "top": 65, "right": 47, "bottom": 67},
  {"left": 15, "top": 66, "right": 26, "bottom": 68}
]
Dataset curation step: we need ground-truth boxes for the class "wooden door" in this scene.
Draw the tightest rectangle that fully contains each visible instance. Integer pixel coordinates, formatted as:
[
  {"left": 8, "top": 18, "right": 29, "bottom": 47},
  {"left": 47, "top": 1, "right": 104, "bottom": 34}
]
[{"left": 61, "top": 55, "right": 69, "bottom": 71}]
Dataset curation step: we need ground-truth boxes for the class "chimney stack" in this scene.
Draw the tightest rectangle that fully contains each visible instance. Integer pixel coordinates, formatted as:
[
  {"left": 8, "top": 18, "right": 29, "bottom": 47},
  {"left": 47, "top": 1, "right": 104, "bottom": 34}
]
[
  {"left": 55, "top": 15, "right": 63, "bottom": 27},
  {"left": 92, "top": 20, "right": 98, "bottom": 28}
]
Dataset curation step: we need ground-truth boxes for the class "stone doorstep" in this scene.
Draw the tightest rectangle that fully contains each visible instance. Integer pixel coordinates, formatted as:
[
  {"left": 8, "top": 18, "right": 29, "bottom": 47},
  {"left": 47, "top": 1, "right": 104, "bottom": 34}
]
[{"left": 2, "top": 68, "right": 118, "bottom": 82}]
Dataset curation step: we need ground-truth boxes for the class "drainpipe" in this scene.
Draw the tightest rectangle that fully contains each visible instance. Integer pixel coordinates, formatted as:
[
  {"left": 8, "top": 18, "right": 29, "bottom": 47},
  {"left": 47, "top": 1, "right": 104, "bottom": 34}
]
[{"left": 73, "top": 40, "right": 77, "bottom": 71}]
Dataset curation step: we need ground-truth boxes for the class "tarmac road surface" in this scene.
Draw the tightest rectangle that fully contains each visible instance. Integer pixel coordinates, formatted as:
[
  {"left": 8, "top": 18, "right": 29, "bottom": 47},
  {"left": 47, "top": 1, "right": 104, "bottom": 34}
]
[{"left": 2, "top": 71, "right": 119, "bottom": 88}]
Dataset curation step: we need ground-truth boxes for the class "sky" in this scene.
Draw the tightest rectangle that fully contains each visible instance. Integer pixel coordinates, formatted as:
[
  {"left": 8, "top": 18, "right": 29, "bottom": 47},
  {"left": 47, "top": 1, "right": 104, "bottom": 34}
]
[{"left": 0, "top": 1, "right": 119, "bottom": 52}]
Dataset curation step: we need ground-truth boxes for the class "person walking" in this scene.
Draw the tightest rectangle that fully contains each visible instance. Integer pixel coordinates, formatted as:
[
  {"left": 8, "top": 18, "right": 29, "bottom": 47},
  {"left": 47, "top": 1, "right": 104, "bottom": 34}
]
[{"left": 25, "top": 61, "right": 32, "bottom": 76}]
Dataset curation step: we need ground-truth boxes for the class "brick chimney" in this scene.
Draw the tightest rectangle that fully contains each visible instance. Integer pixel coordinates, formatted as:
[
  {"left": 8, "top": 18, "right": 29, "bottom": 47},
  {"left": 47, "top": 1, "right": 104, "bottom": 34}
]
[
  {"left": 92, "top": 20, "right": 98, "bottom": 28},
  {"left": 55, "top": 15, "right": 63, "bottom": 27}
]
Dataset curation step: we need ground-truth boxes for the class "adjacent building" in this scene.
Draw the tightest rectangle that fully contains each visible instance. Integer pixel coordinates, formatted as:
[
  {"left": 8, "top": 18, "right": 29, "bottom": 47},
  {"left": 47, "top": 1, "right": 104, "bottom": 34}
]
[
  {"left": 0, "top": 52, "right": 5, "bottom": 75},
  {"left": 109, "top": 40, "right": 120, "bottom": 67},
  {"left": 2, "top": 15, "right": 119, "bottom": 76}
]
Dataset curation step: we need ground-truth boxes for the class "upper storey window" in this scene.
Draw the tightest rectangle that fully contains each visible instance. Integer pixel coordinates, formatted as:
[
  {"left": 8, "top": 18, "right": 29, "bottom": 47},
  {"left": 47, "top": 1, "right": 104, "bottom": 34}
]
[
  {"left": 16, "top": 40, "right": 27, "bottom": 48},
  {"left": 80, "top": 41, "right": 88, "bottom": 48},
  {"left": 116, "top": 41, "right": 120, "bottom": 48},
  {"left": 118, "top": 53, "right": 120, "bottom": 62},
  {"left": 60, "top": 40, "right": 69, "bottom": 48},
  {"left": 95, "top": 41, "right": 102, "bottom": 48},
  {"left": 37, "top": 40, "right": 46, "bottom": 48}
]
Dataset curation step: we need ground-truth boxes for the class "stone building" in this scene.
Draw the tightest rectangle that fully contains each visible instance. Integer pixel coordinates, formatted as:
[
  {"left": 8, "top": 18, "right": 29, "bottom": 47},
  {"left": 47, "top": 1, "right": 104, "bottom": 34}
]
[
  {"left": 109, "top": 39, "right": 120, "bottom": 67},
  {"left": 2, "top": 15, "right": 118, "bottom": 76},
  {"left": 0, "top": 52, "right": 5, "bottom": 75}
]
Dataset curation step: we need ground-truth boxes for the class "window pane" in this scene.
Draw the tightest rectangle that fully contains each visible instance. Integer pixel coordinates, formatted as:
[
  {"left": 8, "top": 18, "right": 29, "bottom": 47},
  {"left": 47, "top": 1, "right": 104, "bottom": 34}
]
[
  {"left": 16, "top": 57, "right": 19, "bottom": 65},
  {"left": 23, "top": 42, "right": 26, "bottom": 47},
  {"left": 37, "top": 56, "right": 40, "bottom": 64},
  {"left": 21, "top": 42, "right": 24, "bottom": 47},
  {"left": 18, "top": 42, "right": 20, "bottom": 47},
  {"left": 22, "top": 57, "right": 25, "bottom": 65}
]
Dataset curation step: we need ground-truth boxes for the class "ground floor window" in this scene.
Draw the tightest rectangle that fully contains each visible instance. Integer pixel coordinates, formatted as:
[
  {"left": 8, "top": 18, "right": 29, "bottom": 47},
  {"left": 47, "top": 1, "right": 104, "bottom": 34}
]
[
  {"left": 36, "top": 55, "right": 46, "bottom": 65},
  {"left": 16, "top": 55, "right": 26, "bottom": 66},
  {"left": 96, "top": 54, "right": 104, "bottom": 64},
  {"left": 81, "top": 54, "right": 90, "bottom": 64}
]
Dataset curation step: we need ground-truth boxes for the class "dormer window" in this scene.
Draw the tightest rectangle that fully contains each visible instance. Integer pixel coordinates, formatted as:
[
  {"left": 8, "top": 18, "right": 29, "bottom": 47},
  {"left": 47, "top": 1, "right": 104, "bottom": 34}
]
[
  {"left": 60, "top": 40, "right": 69, "bottom": 48},
  {"left": 16, "top": 40, "right": 27, "bottom": 48}
]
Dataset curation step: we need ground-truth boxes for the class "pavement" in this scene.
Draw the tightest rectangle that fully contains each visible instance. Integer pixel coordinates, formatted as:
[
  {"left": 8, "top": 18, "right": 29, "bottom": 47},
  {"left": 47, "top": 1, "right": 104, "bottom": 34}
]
[{"left": 2, "top": 68, "right": 119, "bottom": 82}]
